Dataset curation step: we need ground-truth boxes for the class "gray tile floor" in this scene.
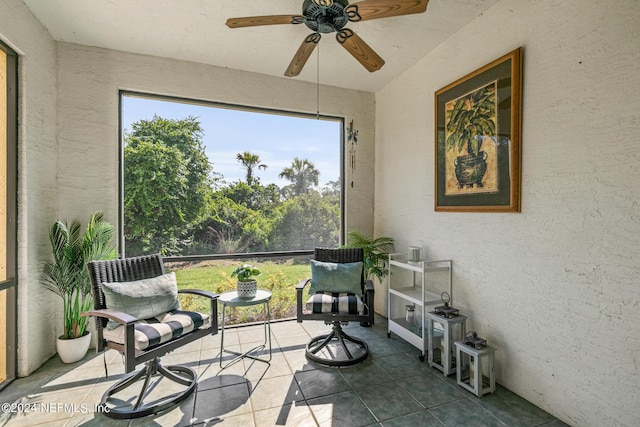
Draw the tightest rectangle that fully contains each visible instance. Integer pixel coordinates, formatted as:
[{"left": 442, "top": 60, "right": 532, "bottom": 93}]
[{"left": 0, "top": 316, "right": 567, "bottom": 426}]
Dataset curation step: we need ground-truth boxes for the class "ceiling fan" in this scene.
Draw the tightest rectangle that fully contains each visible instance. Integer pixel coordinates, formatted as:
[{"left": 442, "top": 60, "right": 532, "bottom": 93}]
[{"left": 226, "top": 0, "right": 429, "bottom": 77}]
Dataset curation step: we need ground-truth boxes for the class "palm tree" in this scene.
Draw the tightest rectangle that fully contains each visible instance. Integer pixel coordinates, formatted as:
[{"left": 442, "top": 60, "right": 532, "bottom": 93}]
[
  {"left": 236, "top": 151, "right": 267, "bottom": 184},
  {"left": 445, "top": 83, "right": 496, "bottom": 158},
  {"left": 279, "top": 157, "right": 320, "bottom": 196}
]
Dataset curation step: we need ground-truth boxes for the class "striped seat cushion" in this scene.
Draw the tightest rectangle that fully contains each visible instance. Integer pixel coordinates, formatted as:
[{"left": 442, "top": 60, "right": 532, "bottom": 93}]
[
  {"left": 306, "top": 292, "right": 365, "bottom": 315},
  {"left": 103, "top": 310, "right": 210, "bottom": 352}
]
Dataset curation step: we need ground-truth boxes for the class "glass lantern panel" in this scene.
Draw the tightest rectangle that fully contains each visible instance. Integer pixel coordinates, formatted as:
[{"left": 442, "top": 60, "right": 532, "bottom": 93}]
[
  {"left": 431, "top": 319, "right": 445, "bottom": 366},
  {"left": 449, "top": 322, "right": 464, "bottom": 368},
  {"left": 478, "top": 354, "right": 493, "bottom": 390},
  {"left": 458, "top": 350, "right": 474, "bottom": 388}
]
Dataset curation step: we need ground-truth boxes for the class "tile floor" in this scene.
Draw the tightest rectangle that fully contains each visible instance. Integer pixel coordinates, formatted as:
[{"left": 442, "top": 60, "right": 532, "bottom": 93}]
[{"left": 0, "top": 316, "right": 568, "bottom": 426}]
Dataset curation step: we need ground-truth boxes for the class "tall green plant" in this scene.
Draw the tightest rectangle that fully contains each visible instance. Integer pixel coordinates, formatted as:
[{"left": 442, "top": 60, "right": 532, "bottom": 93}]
[
  {"left": 42, "top": 212, "right": 117, "bottom": 339},
  {"left": 346, "top": 231, "right": 394, "bottom": 282}
]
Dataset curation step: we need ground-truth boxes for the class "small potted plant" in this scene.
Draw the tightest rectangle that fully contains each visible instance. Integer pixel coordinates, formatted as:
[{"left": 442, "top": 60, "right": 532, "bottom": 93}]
[{"left": 231, "top": 263, "right": 261, "bottom": 298}]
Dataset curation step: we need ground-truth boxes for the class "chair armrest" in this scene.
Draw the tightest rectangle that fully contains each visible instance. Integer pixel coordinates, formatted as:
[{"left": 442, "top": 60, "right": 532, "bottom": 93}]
[
  {"left": 178, "top": 289, "right": 219, "bottom": 300},
  {"left": 296, "top": 278, "right": 311, "bottom": 290},
  {"left": 178, "top": 289, "right": 219, "bottom": 329},
  {"left": 81, "top": 308, "right": 138, "bottom": 325},
  {"left": 364, "top": 279, "right": 374, "bottom": 292},
  {"left": 296, "top": 279, "right": 311, "bottom": 322}
]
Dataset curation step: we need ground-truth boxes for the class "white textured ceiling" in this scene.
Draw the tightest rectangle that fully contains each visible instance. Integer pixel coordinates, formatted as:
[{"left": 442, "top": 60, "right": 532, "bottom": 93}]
[{"left": 22, "top": 0, "right": 499, "bottom": 92}]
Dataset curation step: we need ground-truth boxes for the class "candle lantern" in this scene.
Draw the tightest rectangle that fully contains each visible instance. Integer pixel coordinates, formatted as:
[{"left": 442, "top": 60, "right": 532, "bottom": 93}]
[
  {"left": 454, "top": 335, "right": 496, "bottom": 397},
  {"left": 464, "top": 330, "right": 487, "bottom": 349},
  {"left": 434, "top": 292, "right": 459, "bottom": 318},
  {"left": 426, "top": 309, "right": 466, "bottom": 376}
]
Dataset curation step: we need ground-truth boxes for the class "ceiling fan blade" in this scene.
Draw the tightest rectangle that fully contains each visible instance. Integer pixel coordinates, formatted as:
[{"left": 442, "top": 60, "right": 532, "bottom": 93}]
[
  {"left": 285, "top": 33, "right": 321, "bottom": 77},
  {"left": 347, "top": 0, "right": 428, "bottom": 22},
  {"left": 226, "top": 15, "right": 305, "bottom": 28},
  {"left": 336, "top": 29, "right": 385, "bottom": 72}
]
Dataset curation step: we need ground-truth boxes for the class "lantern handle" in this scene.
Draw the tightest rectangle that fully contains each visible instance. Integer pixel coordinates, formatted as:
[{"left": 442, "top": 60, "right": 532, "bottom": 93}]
[{"left": 440, "top": 291, "right": 451, "bottom": 306}]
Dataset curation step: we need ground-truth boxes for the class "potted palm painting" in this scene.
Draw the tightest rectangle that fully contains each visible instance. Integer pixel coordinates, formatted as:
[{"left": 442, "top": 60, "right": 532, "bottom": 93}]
[
  {"left": 435, "top": 48, "right": 522, "bottom": 212},
  {"left": 447, "top": 82, "right": 496, "bottom": 192}
]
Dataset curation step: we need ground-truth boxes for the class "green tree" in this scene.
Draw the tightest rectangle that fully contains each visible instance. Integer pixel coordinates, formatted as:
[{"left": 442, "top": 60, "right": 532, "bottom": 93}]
[
  {"left": 321, "top": 179, "right": 341, "bottom": 206},
  {"left": 236, "top": 151, "right": 267, "bottom": 184},
  {"left": 124, "top": 116, "right": 213, "bottom": 255},
  {"left": 223, "top": 181, "right": 281, "bottom": 212},
  {"left": 197, "top": 192, "right": 274, "bottom": 253},
  {"left": 270, "top": 192, "right": 339, "bottom": 250},
  {"left": 279, "top": 158, "right": 320, "bottom": 196}
]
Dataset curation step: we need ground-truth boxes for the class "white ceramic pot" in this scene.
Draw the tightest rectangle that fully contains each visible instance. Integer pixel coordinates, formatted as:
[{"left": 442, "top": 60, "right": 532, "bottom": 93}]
[
  {"left": 236, "top": 280, "right": 257, "bottom": 298},
  {"left": 56, "top": 331, "right": 92, "bottom": 363}
]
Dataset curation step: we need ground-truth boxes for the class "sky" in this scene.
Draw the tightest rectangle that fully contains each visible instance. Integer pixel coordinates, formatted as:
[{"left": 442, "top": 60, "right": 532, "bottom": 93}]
[{"left": 121, "top": 95, "right": 342, "bottom": 188}]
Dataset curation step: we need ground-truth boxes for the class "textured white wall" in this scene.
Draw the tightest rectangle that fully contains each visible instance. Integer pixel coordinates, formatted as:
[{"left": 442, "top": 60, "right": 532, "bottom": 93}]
[
  {"left": 0, "top": 0, "right": 59, "bottom": 376},
  {"left": 375, "top": 0, "right": 640, "bottom": 426}
]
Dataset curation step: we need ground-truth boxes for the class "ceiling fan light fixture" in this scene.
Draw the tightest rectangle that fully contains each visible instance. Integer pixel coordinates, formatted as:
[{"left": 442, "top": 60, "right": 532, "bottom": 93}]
[{"left": 302, "top": 0, "right": 350, "bottom": 33}]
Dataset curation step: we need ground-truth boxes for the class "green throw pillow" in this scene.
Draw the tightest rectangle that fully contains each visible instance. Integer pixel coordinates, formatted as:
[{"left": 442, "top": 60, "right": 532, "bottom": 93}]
[
  {"left": 309, "top": 260, "right": 363, "bottom": 295},
  {"left": 101, "top": 272, "right": 180, "bottom": 329}
]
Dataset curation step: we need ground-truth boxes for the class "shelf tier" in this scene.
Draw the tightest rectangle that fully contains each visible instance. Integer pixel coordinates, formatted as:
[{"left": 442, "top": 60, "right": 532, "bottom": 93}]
[
  {"left": 390, "top": 286, "right": 442, "bottom": 306},
  {"left": 388, "top": 318, "right": 424, "bottom": 351},
  {"left": 389, "top": 317, "right": 423, "bottom": 337},
  {"left": 389, "top": 259, "right": 451, "bottom": 273}
]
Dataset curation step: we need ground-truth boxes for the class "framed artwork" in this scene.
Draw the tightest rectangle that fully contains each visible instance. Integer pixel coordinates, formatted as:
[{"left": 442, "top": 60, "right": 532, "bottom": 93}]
[{"left": 435, "top": 47, "right": 522, "bottom": 212}]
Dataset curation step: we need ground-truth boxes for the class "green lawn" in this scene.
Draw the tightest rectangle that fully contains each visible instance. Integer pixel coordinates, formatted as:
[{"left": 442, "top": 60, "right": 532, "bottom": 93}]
[{"left": 166, "top": 259, "right": 311, "bottom": 325}]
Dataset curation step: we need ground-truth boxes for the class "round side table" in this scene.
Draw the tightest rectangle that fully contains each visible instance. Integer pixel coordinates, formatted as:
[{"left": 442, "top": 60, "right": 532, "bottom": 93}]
[{"left": 218, "top": 289, "right": 272, "bottom": 369}]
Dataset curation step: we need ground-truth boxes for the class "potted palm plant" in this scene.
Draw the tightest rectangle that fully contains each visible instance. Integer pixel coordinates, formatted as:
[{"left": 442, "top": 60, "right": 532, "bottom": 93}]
[
  {"left": 346, "top": 231, "right": 394, "bottom": 327},
  {"left": 42, "top": 212, "right": 117, "bottom": 363},
  {"left": 231, "top": 263, "right": 261, "bottom": 298},
  {"left": 346, "top": 230, "right": 394, "bottom": 282}
]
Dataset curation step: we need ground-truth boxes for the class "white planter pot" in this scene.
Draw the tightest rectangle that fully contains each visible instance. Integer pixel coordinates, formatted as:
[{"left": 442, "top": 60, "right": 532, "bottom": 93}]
[
  {"left": 237, "top": 280, "right": 257, "bottom": 298},
  {"left": 56, "top": 331, "right": 92, "bottom": 363}
]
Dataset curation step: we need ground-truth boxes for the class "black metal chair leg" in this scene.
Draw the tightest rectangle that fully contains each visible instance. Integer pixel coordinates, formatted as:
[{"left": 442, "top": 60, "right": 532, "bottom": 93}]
[
  {"left": 133, "top": 364, "right": 154, "bottom": 410},
  {"left": 108, "top": 367, "right": 147, "bottom": 395},
  {"left": 308, "top": 329, "right": 336, "bottom": 355},
  {"left": 99, "top": 358, "right": 197, "bottom": 419},
  {"left": 305, "top": 322, "right": 368, "bottom": 366},
  {"left": 335, "top": 329, "right": 354, "bottom": 360}
]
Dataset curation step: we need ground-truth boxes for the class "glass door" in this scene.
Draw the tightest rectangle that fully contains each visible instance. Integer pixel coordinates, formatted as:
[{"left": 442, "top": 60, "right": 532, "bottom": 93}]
[{"left": 0, "top": 41, "right": 17, "bottom": 388}]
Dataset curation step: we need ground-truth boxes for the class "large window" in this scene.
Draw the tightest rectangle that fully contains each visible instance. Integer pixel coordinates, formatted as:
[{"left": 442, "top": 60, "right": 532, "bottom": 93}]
[{"left": 120, "top": 92, "right": 343, "bottom": 257}]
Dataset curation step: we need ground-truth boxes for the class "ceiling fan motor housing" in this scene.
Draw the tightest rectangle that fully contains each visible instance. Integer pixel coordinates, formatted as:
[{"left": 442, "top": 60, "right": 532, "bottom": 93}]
[{"left": 302, "top": 0, "right": 350, "bottom": 33}]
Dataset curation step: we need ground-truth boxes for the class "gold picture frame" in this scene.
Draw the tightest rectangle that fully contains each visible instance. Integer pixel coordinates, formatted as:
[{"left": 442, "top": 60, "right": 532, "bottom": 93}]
[{"left": 435, "top": 48, "right": 522, "bottom": 212}]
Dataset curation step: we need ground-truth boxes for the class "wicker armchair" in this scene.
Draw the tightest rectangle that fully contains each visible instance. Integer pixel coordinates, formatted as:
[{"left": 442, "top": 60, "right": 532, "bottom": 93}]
[{"left": 82, "top": 253, "right": 218, "bottom": 419}]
